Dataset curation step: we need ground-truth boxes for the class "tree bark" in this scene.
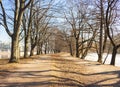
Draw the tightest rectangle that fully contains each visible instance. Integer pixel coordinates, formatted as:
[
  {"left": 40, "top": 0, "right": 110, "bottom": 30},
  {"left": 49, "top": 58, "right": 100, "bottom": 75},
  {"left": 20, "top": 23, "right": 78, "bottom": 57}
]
[
  {"left": 110, "top": 46, "right": 117, "bottom": 65},
  {"left": 24, "top": 1, "right": 33, "bottom": 58},
  {"left": 98, "top": 53, "right": 102, "bottom": 63},
  {"left": 76, "top": 38, "right": 79, "bottom": 57},
  {"left": 37, "top": 41, "right": 43, "bottom": 55},
  {"left": 30, "top": 45, "right": 35, "bottom": 56},
  {"left": 45, "top": 43, "right": 47, "bottom": 54},
  {"left": 69, "top": 43, "right": 73, "bottom": 56},
  {"left": 9, "top": 35, "right": 19, "bottom": 63},
  {"left": 24, "top": 36, "right": 29, "bottom": 58},
  {"left": 37, "top": 44, "right": 40, "bottom": 55},
  {"left": 98, "top": 0, "right": 103, "bottom": 63}
]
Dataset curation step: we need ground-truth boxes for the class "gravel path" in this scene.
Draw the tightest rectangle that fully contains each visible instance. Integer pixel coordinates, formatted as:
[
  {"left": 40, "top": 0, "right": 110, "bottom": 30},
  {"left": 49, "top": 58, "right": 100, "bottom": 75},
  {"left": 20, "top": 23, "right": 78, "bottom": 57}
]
[{"left": 0, "top": 53, "right": 120, "bottom": 87}]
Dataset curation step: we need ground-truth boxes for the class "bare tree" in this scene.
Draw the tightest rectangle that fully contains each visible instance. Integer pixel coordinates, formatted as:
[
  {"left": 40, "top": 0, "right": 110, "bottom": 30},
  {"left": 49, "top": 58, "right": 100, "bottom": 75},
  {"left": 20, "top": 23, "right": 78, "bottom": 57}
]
[
  {"left": 64, "top": 0, "right": 85, "bottom": 57},
  {"left": 64, "top": 0, "right": 97, "bottom": 58},
  {"left": 29, "top": 0, "right": 52, "bottom": 56},
  {"left": 92, "top": 0, "right": 109, "bottom": 63},
  {"left": 0, "top": 0, "right": 33, "bottom": 63},
  {"left": 36, "top": 20, "right": 51, "bottom": 55},
  {"left": 105, "top": 0, "right": 120, "bottom": 65},
  {"left": 22, "top": 0, "right": 34, "bottom": 58},
  {"left": 95, "top": 0, "right": 105, "bottom": 63}
]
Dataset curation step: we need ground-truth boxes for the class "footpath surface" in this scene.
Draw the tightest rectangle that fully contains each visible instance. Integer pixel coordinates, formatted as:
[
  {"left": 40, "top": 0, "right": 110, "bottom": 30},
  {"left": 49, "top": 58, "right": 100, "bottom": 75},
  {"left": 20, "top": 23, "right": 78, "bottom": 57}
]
[{"left": 0, "top": 53, "right": 120, "bottom": 87}]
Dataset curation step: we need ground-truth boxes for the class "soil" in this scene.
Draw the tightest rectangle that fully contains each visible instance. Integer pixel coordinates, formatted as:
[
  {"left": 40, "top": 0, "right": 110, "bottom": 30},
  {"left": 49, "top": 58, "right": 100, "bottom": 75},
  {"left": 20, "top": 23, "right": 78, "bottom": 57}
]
[{"left": 0, "top": 53, "right": 120, "bottom": 87}]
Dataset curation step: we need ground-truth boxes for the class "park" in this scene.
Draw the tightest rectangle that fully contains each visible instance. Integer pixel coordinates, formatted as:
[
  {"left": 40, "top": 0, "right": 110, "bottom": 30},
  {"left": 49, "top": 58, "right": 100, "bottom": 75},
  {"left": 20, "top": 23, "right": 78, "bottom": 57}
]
[{"left": 0, "top": 0, "right": 120, "bottom": 86}]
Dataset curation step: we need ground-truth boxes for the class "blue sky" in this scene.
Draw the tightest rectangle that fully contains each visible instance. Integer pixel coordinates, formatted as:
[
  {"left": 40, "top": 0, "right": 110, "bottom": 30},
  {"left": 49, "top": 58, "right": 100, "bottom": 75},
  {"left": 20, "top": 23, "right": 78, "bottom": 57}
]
[
  {"left": 0, "top": 27, "right": 11, "bottom": 43},
  {"left": 0, "top": 0, "right": 12, "bottom": 43},
  {"left": 0, "top": 0, "right": 65, "bottom": 43}
]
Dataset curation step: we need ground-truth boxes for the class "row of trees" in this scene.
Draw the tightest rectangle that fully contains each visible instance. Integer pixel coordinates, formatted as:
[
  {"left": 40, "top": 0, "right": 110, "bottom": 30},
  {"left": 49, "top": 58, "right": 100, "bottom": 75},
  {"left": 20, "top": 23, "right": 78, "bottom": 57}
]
[
  {"left": 59, "top": 0, "right": 120, "bottom": 65},
  {"left": 0, "top": 0, "right": 34, "bottom": 62},
  {"left": 0, "top": 0, "right": 61, "bottom": 63}
]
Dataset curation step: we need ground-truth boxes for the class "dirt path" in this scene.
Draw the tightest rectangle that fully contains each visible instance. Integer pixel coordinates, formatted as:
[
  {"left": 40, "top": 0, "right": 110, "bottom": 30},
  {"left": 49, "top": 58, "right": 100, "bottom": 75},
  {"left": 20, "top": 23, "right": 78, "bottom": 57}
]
[{"left": 0, "top": 53, "right": 120, "bottom": 87}]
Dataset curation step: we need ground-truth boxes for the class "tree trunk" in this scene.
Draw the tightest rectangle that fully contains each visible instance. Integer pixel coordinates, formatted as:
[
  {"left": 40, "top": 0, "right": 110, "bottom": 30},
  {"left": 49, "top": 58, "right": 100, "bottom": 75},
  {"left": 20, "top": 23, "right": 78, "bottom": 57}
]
[
  {"left": 24, "top": 36, "right": 29, "bottom": 58},
  {"left": 44, "top": 42, "right": 47, "bottom": 54},
  {"left": 98, "top": 0, "right": 103, "bottom": 63},
  {"left": 30, "top": 45, "right": 35, "bottom": 56},
  {"left": 40, "top": 43, "right": 43, "bottom": 54},
  {"left": 110, "top": 46, "right": 117, "bottom": 65},
  {"left": 37, "top": 43, "right": 43, "bottom": 55},
  {"left": 98, "top": 53, "right": 102, "bottom": 63},
  {"left": 69, "top": 43, "right": 73, "bottom": 56},
  {"left": 76, "top": 39, "right": 79, "bottom": 57},
  {"left": 9, "top": 35, "right": 19, "bottom": 63},
  {"left": 45, "top": 47, "right": 47, "bottom": 54},
  {"left": 37, "top": 46, "right": 40, "bottom": 55}
]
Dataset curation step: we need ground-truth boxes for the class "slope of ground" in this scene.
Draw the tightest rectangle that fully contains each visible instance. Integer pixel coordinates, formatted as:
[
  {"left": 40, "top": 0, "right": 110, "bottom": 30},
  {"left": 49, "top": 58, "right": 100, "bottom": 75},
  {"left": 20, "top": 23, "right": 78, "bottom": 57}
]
[{"left": 0, "top": 53, "right": 120, "bottom": 87}]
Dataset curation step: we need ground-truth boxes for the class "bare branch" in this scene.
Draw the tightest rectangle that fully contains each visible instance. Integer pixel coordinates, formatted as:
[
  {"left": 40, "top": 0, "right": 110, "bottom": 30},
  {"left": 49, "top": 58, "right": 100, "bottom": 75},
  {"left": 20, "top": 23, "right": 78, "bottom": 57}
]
[{"left": 0, "top": 1, "right": 13, "bottom": 37}]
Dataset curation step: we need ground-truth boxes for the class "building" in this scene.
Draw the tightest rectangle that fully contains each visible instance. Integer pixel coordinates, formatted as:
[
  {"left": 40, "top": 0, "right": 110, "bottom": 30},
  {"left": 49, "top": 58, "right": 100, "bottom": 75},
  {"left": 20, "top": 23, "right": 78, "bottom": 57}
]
[{"left": 0, "top": 41, "right": 11, "bottom": 51}]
